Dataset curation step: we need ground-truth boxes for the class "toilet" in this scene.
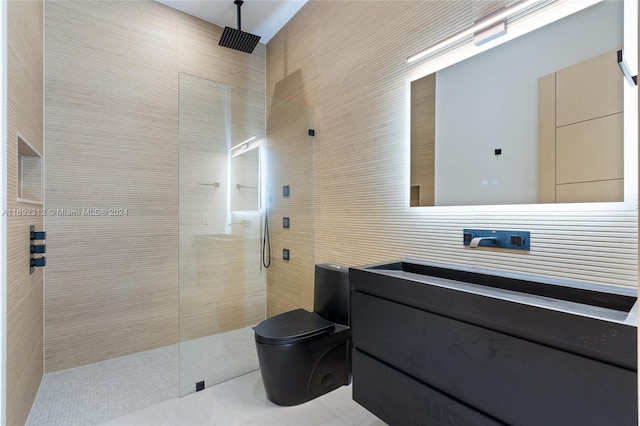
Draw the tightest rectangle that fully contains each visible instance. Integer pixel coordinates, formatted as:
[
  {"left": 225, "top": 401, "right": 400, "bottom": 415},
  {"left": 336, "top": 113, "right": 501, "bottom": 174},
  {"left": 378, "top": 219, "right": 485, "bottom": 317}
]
[{"left": 254, "top": 263, "right": 351, "bottom": 406}]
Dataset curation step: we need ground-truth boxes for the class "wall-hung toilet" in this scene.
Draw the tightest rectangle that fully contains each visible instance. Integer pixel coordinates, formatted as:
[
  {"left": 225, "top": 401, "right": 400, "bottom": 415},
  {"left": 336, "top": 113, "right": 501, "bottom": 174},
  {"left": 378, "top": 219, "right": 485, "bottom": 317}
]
[{"left": 254, "top": 263, "right": 351, "bottom": 406}]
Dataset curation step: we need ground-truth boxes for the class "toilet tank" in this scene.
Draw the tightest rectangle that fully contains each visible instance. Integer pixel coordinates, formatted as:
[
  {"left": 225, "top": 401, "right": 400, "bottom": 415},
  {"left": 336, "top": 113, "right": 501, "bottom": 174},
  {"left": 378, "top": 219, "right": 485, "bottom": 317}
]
[{"left": 314, "top": 264, "right": 350, "bottom": 326}]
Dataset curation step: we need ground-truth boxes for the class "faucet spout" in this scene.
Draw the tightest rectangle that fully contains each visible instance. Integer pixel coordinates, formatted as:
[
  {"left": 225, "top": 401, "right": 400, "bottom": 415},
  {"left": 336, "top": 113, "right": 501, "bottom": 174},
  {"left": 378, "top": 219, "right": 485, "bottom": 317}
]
[{"left": 469, "top": 237, "right": 497, "bottom": 248}]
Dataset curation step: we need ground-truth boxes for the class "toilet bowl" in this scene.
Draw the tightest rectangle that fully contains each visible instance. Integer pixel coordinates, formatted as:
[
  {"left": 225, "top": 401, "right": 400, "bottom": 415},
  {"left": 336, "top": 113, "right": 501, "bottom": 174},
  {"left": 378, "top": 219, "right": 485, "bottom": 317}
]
[{"left": 254, "top": 263, "right": 351, "bottom": 406}]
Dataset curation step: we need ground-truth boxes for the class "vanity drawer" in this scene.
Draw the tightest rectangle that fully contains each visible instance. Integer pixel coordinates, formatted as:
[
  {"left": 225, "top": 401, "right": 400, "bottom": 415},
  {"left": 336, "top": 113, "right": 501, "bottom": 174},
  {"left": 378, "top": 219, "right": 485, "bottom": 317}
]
[
  {"left": 352, "top": 291, "right": 637, "bottom": 426},
  {"left": 352, "top": 349, "right": 502, "bottom": 426}
]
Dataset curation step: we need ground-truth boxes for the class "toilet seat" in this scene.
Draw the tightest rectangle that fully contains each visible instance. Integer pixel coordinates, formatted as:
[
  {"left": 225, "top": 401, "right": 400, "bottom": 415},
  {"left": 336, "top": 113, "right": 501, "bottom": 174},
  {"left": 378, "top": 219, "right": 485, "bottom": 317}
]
[{"left": 254, "top": 308, "right": 336, "bottom": 344}]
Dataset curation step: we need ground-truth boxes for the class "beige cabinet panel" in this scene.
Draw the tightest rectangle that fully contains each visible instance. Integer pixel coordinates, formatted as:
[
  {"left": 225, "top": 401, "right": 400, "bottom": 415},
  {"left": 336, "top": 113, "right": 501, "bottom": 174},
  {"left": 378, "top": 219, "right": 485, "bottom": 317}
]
[
  {"left": 537, "top": 73, "right": 556, "bottom": 203},
  {"left": 538, "top": 48, "right": 624, "bottom": 204},
  {"left": 556, "top": 48, "right": 623, "bottom": 127},
  {"left": 556, "top": 113, "right": 623, "bottom": 184},
  {"left": 556, "top": 179, "right": 623, "bottom": 203}
]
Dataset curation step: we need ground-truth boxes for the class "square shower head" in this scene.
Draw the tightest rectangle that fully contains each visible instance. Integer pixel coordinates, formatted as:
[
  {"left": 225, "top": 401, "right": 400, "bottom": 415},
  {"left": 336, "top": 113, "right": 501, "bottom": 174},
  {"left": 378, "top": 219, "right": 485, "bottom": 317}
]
[{"left": 219, "top": 26, "right": 261, "bottom": 54}]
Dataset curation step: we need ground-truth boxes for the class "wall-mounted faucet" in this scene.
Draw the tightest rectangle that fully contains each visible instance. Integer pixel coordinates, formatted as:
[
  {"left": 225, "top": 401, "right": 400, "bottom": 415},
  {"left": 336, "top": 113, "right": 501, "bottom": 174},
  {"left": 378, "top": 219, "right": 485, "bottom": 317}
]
[
  {"left": 469, "top": 237, "right": 497, "bottom": 248},
  {"left": 463, "top": 229, "right": 530, "bottom": 250}
]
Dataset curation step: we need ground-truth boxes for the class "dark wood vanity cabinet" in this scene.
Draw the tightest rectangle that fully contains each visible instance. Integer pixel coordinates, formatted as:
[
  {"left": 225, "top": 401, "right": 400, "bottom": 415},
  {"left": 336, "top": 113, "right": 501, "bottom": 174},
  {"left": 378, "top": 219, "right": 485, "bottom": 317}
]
[{"left": 349, "top": 261, "right": 638, "bottom": 426}]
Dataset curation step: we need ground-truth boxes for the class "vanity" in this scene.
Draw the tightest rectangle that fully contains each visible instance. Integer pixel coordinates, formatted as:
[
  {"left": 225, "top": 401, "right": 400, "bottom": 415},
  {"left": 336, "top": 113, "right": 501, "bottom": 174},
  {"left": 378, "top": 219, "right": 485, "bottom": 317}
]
[{"left": 350, "top": 259, "right": 638, "bottom": 425}]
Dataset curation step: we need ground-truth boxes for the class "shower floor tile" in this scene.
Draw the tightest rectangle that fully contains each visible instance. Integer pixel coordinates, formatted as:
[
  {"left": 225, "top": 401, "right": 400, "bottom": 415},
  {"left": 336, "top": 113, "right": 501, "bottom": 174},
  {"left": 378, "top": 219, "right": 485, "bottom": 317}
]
[
  {"left": 27, "top": 326, "right": 259, "bottom": 426},
  {"left": 102, "top": 370, "right": 386, "bottom": 426},
  {"left": 26, "top": 345, "right": 179, "bottom": 426}
]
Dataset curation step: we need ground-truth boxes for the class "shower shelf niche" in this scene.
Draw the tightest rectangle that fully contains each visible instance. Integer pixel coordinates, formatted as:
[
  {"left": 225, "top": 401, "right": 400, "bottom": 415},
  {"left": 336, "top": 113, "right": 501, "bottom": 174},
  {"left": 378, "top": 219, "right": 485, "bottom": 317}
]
[{"left": 17, "top": 134, "right": 42, "bottom": 205}]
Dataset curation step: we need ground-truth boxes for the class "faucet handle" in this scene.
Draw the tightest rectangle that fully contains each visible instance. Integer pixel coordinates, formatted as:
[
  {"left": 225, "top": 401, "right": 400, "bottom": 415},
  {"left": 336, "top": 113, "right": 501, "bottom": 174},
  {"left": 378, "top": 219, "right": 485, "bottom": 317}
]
[{"left": 469, "top": 237, "right": 497, "bottom": 248}]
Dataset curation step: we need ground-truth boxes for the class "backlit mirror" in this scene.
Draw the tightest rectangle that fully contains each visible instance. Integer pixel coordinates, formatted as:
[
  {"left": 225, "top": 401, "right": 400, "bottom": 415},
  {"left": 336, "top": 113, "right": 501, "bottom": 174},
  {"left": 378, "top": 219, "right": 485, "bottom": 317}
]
[{"left": 409, "top": 0, "right": 637, "bottom": 207}]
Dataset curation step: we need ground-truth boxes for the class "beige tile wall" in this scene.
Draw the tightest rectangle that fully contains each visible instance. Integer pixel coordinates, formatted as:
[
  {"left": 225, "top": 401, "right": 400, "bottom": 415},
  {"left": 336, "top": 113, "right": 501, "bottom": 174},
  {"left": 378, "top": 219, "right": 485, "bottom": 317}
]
[
  {"left": 6, "top": 1, "right": 44, "bottom": 424},
  {"left": 44, "top": 0, "right": 265, "bottom": 373},
  {"left": 265, "top": 1, "right": 638, "bottom": 315},
  {"left": 265, "top": 96, "right": 315, "bottom": 317}
]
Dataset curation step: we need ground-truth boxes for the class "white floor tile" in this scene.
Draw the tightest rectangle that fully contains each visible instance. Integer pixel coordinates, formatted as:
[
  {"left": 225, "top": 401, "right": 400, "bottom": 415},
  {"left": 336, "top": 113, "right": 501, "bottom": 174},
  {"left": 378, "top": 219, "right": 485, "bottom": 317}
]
[
  {"left": 103, "top": 371, "right": 386, "bottom": 426},
  {"left": 27, "top": 326, "right": 382, "bottom": 426}
]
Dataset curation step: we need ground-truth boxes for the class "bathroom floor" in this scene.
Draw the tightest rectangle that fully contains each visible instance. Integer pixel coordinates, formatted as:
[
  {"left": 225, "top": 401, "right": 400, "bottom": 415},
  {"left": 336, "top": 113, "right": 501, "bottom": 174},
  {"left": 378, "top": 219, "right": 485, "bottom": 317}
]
[
  {"left": 27, "top": 325, "right": 383, "bottom": 425},
  {"left": 102, "top": 370, "right": 385, "bottom": 426}
]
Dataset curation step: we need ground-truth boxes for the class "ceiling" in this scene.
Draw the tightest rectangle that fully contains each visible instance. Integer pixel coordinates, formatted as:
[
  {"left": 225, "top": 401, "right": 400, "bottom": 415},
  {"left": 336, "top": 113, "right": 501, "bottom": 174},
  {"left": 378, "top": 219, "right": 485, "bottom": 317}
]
[{"left": 156, "top": 0, "right": 307, "bottom": 44}]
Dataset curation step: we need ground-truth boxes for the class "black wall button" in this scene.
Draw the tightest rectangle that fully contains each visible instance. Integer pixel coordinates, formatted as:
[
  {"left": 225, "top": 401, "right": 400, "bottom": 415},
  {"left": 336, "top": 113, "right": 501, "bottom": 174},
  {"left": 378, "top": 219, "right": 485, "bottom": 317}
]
[
  {"left": 494, "top": 148, "right": 502, "bottom": 156},
  {"left": 283, "top": 249, "right": 290, "bottom": 260},
  {"left": 308, "top": 129, "right": 315, "bottom": 137},
  {"left": 283, "top": 217, "right": 290, "bottom": 228}
]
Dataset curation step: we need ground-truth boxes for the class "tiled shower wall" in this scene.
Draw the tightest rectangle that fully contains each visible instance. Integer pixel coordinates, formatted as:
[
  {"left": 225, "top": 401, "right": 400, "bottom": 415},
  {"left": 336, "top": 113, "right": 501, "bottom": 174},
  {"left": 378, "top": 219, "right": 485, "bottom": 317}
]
[
  {"left": 6, "top": 1, "right": 43, "bottom": 424},
  {"left": 43, "top": 0, "right": 265, "bottom": 373},
  {"left": 265, "top": 0, "right": 638, "bottom": 316}
]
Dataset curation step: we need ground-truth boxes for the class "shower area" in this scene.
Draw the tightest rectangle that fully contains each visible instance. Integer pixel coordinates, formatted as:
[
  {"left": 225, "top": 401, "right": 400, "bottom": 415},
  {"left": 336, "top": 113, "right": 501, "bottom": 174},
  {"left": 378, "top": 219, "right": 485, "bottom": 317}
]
[
  {"left": 21, "top": 2, "right": 318, "bottom": 424},
  {"left": 28, "top": 69, "right": 315, "bottom": 424}
]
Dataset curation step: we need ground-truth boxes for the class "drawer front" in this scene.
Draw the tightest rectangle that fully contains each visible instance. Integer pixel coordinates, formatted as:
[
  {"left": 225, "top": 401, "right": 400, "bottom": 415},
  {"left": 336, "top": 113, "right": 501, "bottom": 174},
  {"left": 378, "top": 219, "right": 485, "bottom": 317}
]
[
  {"left": 353, "top": 349, "right": 503, "bottom": 426},
  {"left": 349, "top": 267, "right": 637, "bottom": 370},
  {"left": 352, "top": 291, "right": 637, "bottom": 426}
]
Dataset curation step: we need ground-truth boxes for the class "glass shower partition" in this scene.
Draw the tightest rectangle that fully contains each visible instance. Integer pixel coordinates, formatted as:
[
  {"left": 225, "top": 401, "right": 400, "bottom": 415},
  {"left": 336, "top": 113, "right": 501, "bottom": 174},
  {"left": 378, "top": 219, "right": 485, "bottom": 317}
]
[{"left": 178, "top": 74, "right": 266, "bottom": 396}]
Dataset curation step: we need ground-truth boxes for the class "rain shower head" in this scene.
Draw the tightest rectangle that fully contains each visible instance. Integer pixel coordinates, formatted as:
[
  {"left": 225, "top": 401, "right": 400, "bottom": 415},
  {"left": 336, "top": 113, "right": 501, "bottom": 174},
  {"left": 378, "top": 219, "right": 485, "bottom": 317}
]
[
  {"left": 219, "top": 0, "right": 261, "bottom": 54},
  {"left": 219, "top": 27, "right": 261, "bottom": 54}
]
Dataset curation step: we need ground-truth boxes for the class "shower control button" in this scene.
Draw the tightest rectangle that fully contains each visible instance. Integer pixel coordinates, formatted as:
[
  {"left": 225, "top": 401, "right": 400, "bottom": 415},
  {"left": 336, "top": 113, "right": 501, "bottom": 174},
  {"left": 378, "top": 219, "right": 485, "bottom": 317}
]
[
  {"left": 30, "top": 244, "right": 46, "bottom": 254},
  {"left": 30, "top": 257, "right": 46, "bottom": 268},
  {"left": 30, "top": 230, "right": 46, "bottom": 240}
]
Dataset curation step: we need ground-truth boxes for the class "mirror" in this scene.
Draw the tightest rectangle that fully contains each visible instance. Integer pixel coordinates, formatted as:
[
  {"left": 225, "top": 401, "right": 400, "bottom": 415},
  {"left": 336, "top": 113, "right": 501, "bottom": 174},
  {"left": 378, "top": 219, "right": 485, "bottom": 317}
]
[
  {"left": 409, "top": 0, "right": 635, "bottom": 207},
  {"left": 230, "top": 146, "right": 260, "bottom": 211}
]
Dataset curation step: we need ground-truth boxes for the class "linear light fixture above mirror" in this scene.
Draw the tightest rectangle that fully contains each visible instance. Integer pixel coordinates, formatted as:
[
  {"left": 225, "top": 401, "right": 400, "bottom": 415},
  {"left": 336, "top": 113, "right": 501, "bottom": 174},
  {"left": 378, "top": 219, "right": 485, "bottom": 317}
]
[{"left": 407, "top": 0, "right": 548, "bottom": 64}]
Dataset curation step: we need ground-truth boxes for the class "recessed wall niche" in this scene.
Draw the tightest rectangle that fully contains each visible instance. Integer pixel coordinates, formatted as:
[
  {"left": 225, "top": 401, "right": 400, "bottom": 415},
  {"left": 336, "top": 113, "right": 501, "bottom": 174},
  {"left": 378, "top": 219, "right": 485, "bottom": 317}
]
[{"left": 17, "top": 134, "right": 42, "bottom": 204}]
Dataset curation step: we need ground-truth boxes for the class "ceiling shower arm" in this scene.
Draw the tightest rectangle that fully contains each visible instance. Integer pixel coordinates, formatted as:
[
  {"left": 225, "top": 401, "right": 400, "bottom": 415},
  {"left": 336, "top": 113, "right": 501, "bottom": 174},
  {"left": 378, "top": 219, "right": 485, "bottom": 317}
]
[{"left": 236, "top": 0, "right": 243, "bottom": 31}]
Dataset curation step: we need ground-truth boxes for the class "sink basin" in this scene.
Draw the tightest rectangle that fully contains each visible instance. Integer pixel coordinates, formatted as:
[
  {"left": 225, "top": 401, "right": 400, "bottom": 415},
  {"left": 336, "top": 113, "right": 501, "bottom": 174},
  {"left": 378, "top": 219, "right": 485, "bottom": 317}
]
[{"left": 350, "top": 258, "right": 637, "bottom": 370}]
